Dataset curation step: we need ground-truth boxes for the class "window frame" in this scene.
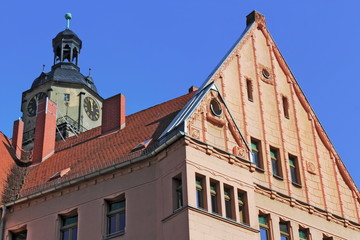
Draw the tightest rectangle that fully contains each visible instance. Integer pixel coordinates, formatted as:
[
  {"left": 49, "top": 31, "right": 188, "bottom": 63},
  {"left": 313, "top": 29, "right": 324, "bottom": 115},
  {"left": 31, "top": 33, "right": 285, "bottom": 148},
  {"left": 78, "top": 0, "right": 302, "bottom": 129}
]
[
  {"left": 223, "top": 185, "right": 234, "bottom": 220},
  {"left": 282, "top": 96, "right": 290, "bottom": 119},
  {"left": 251, "top": 138, "right": 263, "bottom": 169},
  {"left": 10, "top": 229, "right": 27, "bottom": 240},
  {"left": 210, "top": 180, "right": 220, "bottom": 214},
  {"left": 60, "top": 214, "right": 78, "bottom": 240},
  {"left": 289, "top": 154, "right": 301, "bottom": 186},
  {"left": 279, "top": 221, "right": 291, "bottom": 240},
  {"left": 270, "top": 147, "right": 283, "bottom": 178},
  {"left": 259, "top": 214, "right": 271, "bottom": 240},
  {"left": 173, "top": 174, "right": 183, "bottom": 211},
  {"left": 195, "top": 175, "right": 206, "bottom": 209},
  {"left": 237, "top": 190, "right": 249, "bottom": 225},
  {"left": 106, "top": 198, "right": 126, "bottom": 237},
  {"left": 246, "top": 79, "right": 254, "bottom": 102}
]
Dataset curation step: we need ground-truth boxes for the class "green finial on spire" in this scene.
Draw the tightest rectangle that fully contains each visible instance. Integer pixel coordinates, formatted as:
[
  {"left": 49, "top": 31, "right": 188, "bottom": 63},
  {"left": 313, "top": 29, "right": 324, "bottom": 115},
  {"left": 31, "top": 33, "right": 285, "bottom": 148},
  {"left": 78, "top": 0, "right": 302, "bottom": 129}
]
[{"left": 65, "top": 13, "right": 72, "bottom": 29}]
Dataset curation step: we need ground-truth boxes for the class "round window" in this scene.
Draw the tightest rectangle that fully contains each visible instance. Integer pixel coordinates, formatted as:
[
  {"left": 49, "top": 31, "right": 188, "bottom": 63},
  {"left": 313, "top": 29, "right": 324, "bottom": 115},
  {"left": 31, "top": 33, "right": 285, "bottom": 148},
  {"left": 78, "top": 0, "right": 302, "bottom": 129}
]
[
  {"left": 262, "top": 69, "right": 271, "bottom": 79},
  {"left": 210, "top": 99, "right": 222, "bottom": 116}
]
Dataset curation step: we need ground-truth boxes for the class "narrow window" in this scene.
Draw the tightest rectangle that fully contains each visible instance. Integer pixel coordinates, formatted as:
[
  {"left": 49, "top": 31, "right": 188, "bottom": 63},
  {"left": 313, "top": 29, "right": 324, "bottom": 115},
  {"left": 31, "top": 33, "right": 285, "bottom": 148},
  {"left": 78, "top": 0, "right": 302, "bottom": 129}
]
[
  {"left": 270, "top": 147, "right": 282, "bottom": 178},
  {"left": 107, "top": 199, "right": 126, "bottom": 236},
  {"left": 280, "top": 221, "right": 290, "bottom": 240},
  {"left": 282, "top": 96, "right": 289, "bottom": 119},
  {"left": 299, "top": 228, "right": 309, "bottom": 240},
  {"left": 224, "top": 186, "right": 233, "bottom": 219},
  {"left": 289, "top": 155, "right": 301, "bottom": 186},
  {"left": 251, "top": 139, "right": 262, "bottom": 169},
  {"left": 195, "top": 176, "right": 205, "bottom": 209},
  {"left": 64, "top": 93, "right": 70, "bottom": 101},
  {"left": 246, "top": 79, "right": 253, "bottom": 101},
  {"left": 173, "top": 175, "right": 183, "bottom": 210},
  {"left": 210, "top": 181, "right": 219, "bottom": 214},
  {"left": 61, "top": 215, "right": 78, "bottom": 240},
  {"left": 10, "top": 230, "right": 27, "bottom": 240},
  {"left": 238, "top": 190, "right": 248, "bottom": 224},
  {"left": 259, "top": 215, "right": 270, "bottom": 240}
]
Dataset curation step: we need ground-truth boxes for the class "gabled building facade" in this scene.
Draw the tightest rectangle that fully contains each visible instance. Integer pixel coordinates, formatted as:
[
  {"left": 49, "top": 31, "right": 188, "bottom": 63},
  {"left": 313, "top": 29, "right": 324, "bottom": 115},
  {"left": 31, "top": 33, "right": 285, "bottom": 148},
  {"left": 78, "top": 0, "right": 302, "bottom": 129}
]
[{"left": 0, "top": 11, "right": 359, "bottom": 240}]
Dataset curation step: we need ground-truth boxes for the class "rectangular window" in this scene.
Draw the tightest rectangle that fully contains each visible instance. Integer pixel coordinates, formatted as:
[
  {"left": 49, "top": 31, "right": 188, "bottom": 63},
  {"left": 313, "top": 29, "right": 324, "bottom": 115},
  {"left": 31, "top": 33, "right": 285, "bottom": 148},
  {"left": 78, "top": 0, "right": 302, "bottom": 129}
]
[
  {"left": 289, "top": 155, "right": 301, "bottom": 186},
  {"left": 280, "top": 221, "right": 290, "bottom": 240},
  {"left": 173, "top": 175, "right": 183, "bottom": 210},
  {"left": 195, "top": 176, "right": 205, "bottom": 209},
  {"left": 282, "top": 96, "right": 289, "bottom": 119},
  {"left": 238, "top": 190, "right": 248, "bottom": 224},
  {"left": 270, "top": 147, "right": 282, "bottom": 178},
  {"left": 299, "top": 228, "right": 309, "bottom": 240},
  {"left": 10, "top": 230, "right": 27, "bottom": 240},
  {"left": 259, "top": 215, "right": 270, "bottom": 240},
  {"left": 107, "top": 199, "right": 126, "bottom": 236},
  {"left": 224, "top": 186, "right": 233, "bottom": 219},
  {"left": 210, "top": 181, "right": 219, "bottom": 214},
  {"left": 61, "top": 215, "right": 78, "bottom": 240},
  {"left": 64, "top": 93, "right": 70, "bottom": 101},
  {"left": 246, "top": 79, "right": 253, "bottom": 101},
  {"left": 322, "top": 235, "right": 333, "bottom": 240},
  {"left": 251, "top": 139, "right": 262, "bottom": 169}
]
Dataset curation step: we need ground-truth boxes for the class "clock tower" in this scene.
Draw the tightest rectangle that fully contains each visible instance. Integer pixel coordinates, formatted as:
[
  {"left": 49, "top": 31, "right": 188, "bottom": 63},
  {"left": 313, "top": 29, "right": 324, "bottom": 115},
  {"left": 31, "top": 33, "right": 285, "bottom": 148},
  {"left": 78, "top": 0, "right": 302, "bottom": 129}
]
[{"left": 21, "top": 14, "right": 103, "bottom": 150}]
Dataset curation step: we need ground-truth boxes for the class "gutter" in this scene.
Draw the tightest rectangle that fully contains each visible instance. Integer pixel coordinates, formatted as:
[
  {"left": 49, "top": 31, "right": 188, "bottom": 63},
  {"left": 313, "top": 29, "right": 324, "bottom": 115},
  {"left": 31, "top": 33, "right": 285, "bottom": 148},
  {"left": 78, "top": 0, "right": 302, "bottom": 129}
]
[
  {"left": 0, "top": 205, "right": 6, "bottom": 240},
  {"left": 0, "top": 131, "right": 185, "bottom": 210}
]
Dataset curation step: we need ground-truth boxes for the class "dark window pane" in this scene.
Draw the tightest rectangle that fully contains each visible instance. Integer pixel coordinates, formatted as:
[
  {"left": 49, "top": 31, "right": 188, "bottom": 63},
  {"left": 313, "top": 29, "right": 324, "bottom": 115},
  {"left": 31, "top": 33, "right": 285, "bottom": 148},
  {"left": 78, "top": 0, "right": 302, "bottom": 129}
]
[
  {"left": 72, "top": 228, "right": 77, "bottom": 240},
  {"left": 11, "top": 231, "right": 27, "bottom": 240},
  {"left": 272, "top": 159, "right": 279, "bottom": 176},
  {"left": 290, "top": 167, "right": 297, "bottom": 183},
  {"left": 63, "top": 216, "right": 78, "bottom": 226},
  {"left": 260, "top": 228, "right": 269, "bottom": 240},
  {"left": 63, "top": 230, "right": 70, "bottom": 240},
  {"left": 108, "top": 215, "right": 117, "bottom": 234},
  {"left": 119, "top": 212, "right": 126, "bottom": 232}
]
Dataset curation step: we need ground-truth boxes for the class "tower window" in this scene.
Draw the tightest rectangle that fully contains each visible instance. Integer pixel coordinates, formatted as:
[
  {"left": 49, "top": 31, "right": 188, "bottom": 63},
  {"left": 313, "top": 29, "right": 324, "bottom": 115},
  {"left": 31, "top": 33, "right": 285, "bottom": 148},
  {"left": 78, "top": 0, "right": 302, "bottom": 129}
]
[
  {"left": 224, "top": 186, "right": 234, "bottom": 219},
  {"left": 210, "top": 180, "right": 220, "bottom": 214},
  {"left": 246, "top": 79, "right": 253, "bottom": 101},
  {"left": 64, "top": 94, "right": 70, "bottom": 101},
  {"left": 238, "top": 190, "right": 248, "bottom": 224},
  {"left": 173, "top": 174, "right": 183, "bottom": 210},
  {"left": 270, "top": 147, "right": 282, "bottom": 178},
  {"left": 10, "top": 229, "right": 27, "bottom": 240},
  {"left": 299, "top": 228, "right": 309, "bottom": 240},
  {"left": 251, "top": 138, "right": 262, "bottom": 169},
  {"left": 280, "top": 221, "right": 290, "bottom": 240},
  {"left": 282, "top": 96, "right": 289, "bottom": 119},
  {"left": 259, "top": 215, "right": 271, "bottom": 240},
  {"left": 195, "top": 175, "right": 205, "bottom": 209},
  {"left": 289, "top": 154, "right": 301, "bottom": 186}
]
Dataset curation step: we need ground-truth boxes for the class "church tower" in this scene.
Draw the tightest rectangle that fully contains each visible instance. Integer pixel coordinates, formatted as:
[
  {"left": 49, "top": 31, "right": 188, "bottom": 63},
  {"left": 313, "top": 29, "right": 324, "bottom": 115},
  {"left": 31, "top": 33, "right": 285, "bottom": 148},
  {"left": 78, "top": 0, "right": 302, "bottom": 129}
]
[{"left": 21, "top": 13, "right": 103, "bottom": 150}]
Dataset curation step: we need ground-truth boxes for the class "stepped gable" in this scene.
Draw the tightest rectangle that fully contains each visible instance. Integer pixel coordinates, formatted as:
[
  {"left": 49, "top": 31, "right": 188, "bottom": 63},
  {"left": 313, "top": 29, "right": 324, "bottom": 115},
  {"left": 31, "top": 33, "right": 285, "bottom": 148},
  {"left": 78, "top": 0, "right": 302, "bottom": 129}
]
[
  {"left": 19, "top": 91, "right": 195, "bottom": 197},
  {"left": 0, "top": 132, "right": 17, "bottom": 203}
]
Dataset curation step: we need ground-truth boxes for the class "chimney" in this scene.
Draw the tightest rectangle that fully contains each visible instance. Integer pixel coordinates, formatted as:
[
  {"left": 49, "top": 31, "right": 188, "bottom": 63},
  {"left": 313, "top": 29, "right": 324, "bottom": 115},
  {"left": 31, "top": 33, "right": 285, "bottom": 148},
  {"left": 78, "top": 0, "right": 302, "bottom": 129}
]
[
  {"left": 33, "top": 98, "right": 57, "bottom": 164},
  {"left": 101, "top": 94, "right": 126, "bottom": 134},
  {"left": 188, "top": 86, "right": 198, "bottom": 93},
  {"left": 12, "top": 119, "right": 24, "bottom": 158}
]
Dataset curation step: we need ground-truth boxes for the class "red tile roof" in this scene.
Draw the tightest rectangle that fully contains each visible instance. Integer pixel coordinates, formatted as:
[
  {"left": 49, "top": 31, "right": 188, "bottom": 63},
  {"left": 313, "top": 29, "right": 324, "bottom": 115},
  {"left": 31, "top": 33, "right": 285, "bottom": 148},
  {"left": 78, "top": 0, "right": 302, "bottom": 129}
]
[
  {"left": 19, "top": 92, "right": 195, "bottom": 197},
  {"left": 0, "top": 132, "right": 16, "bottom": 202}
]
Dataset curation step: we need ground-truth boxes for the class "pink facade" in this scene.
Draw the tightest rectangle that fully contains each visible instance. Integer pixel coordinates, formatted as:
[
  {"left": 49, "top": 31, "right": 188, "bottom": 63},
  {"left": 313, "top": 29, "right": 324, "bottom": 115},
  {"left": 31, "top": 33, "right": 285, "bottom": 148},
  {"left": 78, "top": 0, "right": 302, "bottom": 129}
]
[{"left": 0, "top": 10, "right": 359, "bottom": 240}]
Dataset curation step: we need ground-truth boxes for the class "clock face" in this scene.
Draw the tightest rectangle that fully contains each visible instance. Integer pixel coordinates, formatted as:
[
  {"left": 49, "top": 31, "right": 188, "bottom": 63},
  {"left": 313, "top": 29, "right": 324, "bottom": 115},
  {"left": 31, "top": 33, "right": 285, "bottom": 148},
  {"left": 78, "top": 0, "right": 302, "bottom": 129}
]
[
  {"left": 27, "top": 92, "right": 48, "bottom": 117},
  {"left": 84, "top": 96, "right": 100, "bottom": 121}
]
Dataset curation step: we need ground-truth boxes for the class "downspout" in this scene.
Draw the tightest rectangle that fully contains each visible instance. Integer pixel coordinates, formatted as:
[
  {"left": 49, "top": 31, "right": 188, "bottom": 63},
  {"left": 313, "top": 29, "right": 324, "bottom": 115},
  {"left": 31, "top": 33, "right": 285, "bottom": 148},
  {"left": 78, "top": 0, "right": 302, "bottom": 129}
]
[{"left": 0, "top": 205, "right": 7, "bottom": 240}]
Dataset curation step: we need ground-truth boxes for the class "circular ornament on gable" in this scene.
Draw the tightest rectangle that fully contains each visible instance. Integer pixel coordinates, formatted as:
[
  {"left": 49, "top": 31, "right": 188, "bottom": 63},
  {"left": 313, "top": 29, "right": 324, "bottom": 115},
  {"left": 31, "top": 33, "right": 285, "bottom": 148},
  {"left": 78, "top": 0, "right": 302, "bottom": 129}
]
[
  {"left": 210, "top": 99, "right": 222, "bottom": 117},
  {"left": 262, "top": 68, "right": 271, "bottom": 79}
]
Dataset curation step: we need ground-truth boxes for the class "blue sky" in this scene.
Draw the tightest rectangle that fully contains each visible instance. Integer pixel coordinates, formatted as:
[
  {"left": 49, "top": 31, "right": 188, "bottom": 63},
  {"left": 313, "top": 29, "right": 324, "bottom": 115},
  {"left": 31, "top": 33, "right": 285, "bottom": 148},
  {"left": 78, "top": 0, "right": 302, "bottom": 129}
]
[{"left": 1, "top": 1, "right": 359, "bottom": 188}]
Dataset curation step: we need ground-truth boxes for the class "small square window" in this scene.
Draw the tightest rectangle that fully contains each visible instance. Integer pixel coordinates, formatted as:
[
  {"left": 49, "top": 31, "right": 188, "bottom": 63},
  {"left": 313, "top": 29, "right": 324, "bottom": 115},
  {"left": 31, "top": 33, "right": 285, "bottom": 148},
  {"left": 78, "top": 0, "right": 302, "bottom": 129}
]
[
  {"left": 64, "top": 93, "right": 70, "bottom": 101},
  {"left": 107, "top": 199, "right": 126, "bottom": 236},
  {"left": 299, "top": 228, "right": 309, "bottom": 240}
]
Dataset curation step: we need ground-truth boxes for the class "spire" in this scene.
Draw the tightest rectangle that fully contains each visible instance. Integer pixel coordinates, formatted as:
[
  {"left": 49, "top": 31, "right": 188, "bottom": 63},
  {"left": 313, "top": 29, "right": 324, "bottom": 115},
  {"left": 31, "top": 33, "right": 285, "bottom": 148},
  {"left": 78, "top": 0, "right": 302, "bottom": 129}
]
[{"left": 65, "top": 13, "right": 72, "bottom": 29}]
